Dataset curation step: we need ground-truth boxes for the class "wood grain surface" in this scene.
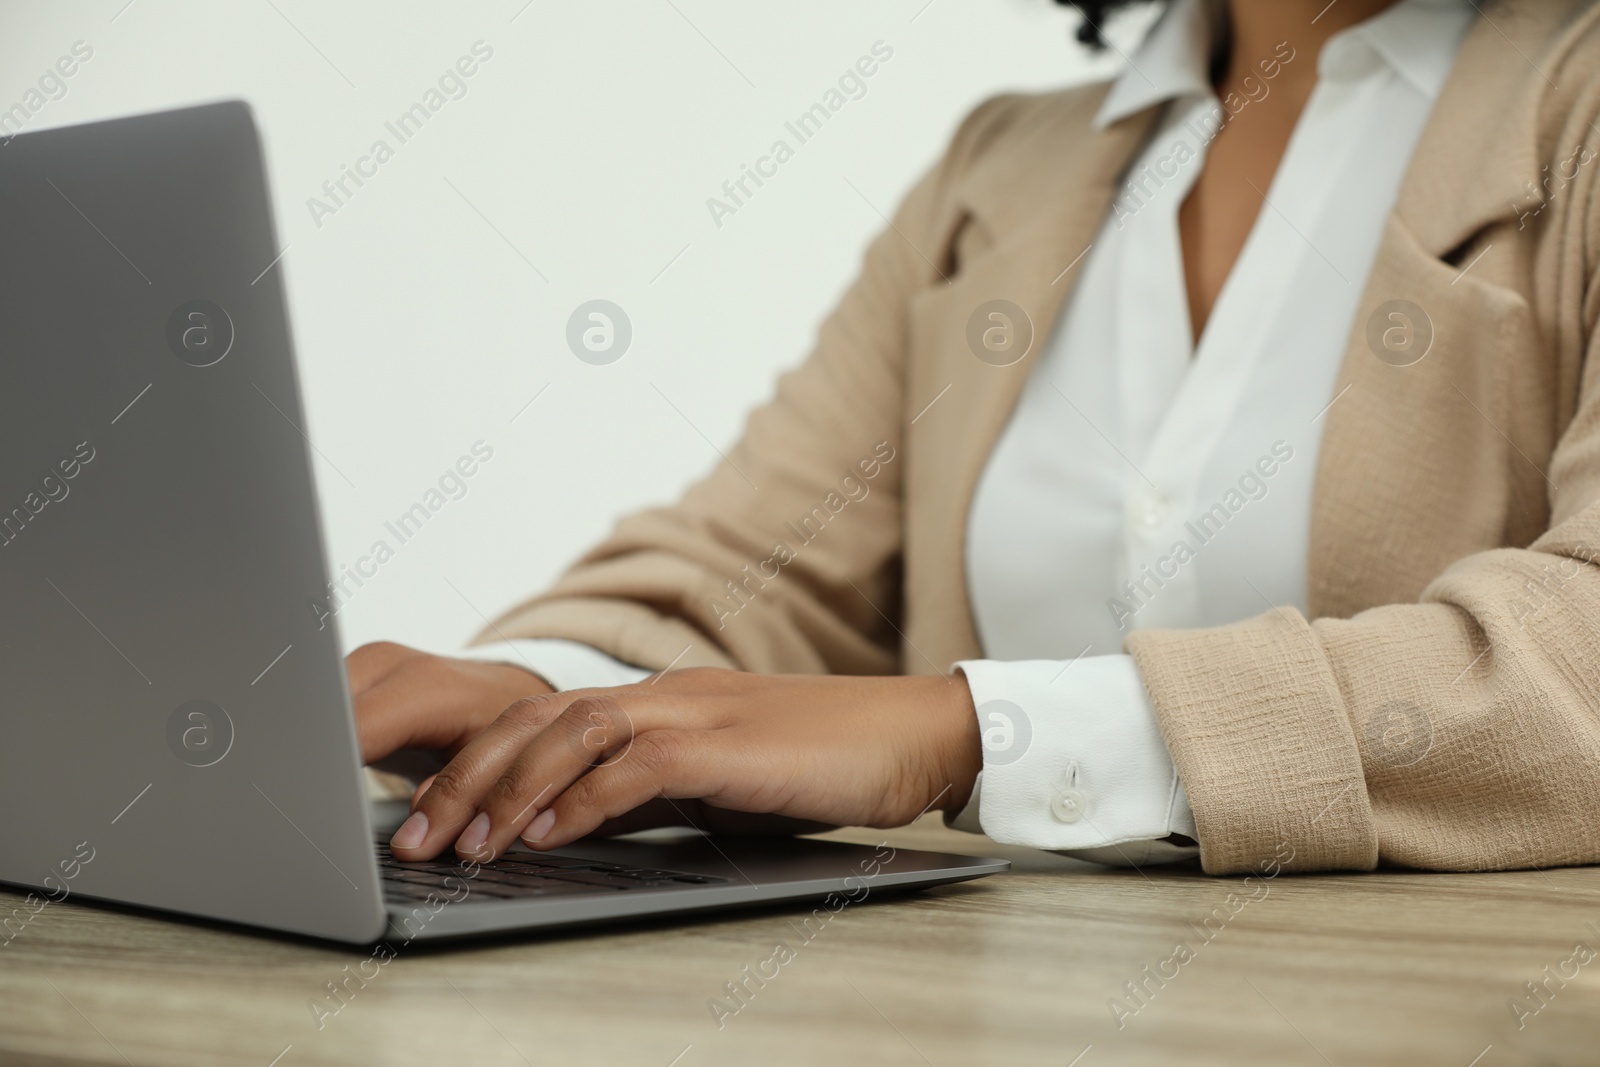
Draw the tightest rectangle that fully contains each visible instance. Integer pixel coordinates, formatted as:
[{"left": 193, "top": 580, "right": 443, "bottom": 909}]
[{"left": 2, "top": 816, "right": 1597, "bottom": 1066}]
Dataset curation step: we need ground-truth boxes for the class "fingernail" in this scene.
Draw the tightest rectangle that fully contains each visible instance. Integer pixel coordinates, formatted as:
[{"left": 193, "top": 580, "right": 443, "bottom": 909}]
[
  {"left": 521, "top": 809, "right": 556, "bottom": 844},
  {"left": 391, "top": 811, "right": 428, "bottom": 850},
  {"left": 456, "top": 811, "right": 491, "bottom": 856}
]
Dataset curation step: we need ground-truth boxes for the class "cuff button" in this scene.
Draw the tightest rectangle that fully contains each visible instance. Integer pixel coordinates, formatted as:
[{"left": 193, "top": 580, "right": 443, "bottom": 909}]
[{"left": 1051, "top": 787, "right": 1089, "bottom": 824}]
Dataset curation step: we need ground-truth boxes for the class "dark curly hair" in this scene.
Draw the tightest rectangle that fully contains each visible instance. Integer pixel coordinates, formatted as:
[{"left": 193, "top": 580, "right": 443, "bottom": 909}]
[{"left": 1056, "top": 0, "right": 1160, "bottom": 50}]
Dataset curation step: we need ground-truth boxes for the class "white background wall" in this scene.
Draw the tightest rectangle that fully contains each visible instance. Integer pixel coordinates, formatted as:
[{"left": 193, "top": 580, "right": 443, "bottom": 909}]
[{"left": 3, "top": 0, "right": 1149, "bottom": 654}]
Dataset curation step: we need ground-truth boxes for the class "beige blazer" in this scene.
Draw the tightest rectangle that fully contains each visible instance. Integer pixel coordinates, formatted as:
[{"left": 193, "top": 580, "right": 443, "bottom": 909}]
[{"left": 484, "top": 1, "right": 1600, "bottom": 874}]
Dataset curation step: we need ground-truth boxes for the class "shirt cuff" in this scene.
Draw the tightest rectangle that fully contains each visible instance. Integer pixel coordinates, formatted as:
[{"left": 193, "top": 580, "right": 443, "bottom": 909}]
[
  {"left": 454, "top": 638, "right": 652, "bottom": 691},
  {"left": 950, "top": 655, "right": 1197, "bottom": 863}
]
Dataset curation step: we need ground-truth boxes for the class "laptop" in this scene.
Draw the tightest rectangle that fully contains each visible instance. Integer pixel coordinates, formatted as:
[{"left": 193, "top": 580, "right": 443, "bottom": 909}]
[{"left": 0, "top": 101, "right": 1007, "bottom": 945}]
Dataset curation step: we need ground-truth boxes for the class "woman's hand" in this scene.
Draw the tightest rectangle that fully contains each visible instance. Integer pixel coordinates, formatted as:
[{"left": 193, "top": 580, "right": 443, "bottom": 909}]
[
  {"left": 382, "top": 667, "right": 982, "bottom": 863},
  {"left": 345, "top": 642, "right": 555, "bottom": 764}
]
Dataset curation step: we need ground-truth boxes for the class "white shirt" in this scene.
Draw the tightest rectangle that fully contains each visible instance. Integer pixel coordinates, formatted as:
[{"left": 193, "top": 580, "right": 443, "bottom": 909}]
[{"left": 460, "top": 0, "right": 1475, "bottom": 863}]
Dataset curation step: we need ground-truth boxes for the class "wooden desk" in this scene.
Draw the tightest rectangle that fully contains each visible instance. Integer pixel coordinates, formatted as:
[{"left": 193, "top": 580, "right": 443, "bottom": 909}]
[{"left": 3, "top": 815, "right": 1597, "bottom": 1066}]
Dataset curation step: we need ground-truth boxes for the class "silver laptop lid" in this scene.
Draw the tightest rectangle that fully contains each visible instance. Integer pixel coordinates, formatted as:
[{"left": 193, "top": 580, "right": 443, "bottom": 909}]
[{"left": 0, "top": 101, "right": 386, "bottom": 943}]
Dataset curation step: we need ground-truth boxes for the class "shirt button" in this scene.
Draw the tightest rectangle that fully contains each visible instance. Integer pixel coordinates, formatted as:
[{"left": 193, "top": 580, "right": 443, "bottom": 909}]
[
  {"left": 1051, "top": 787, "right": 1089, "bottom": 824},
  {"left": 1127, "top": 490, "right": 1169, "bottom": 532}
]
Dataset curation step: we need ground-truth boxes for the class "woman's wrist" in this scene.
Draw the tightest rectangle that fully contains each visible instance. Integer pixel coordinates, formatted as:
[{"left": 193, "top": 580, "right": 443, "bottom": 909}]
[{"left": 922, "top": 672, "right": 982, "bottom": 817}]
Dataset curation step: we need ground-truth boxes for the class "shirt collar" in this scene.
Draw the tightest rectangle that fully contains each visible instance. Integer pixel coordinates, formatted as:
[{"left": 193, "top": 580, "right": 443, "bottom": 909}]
[
  {"left": 1092, "top": 0, "right": 1474, "bottom": 131},
  {"left": 1324, "top": 0, "right": 1476, "bottom": 100},
  {"left": 1093, "top": 0, "right": 1217, "bottom": 130}
]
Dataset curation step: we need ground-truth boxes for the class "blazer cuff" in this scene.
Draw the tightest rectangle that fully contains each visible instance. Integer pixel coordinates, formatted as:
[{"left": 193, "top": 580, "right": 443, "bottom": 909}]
[{"left": 1127, "top": 607, "right": 1379, "bottom": 875}]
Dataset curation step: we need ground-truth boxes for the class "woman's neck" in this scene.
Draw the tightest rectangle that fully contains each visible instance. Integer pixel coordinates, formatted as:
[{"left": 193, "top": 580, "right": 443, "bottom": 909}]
[
  {"left": 1174, "top": 0, "right": 1404, "bottom": 343},
  {"left": 1219, "top": 0, "right": 1400, "bottom": 97}
]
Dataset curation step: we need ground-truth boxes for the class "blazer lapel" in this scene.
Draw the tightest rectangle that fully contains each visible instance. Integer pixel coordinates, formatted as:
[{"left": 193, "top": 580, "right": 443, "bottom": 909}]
[
  {"left": 1306, "top": 0, "right": 1593, "bottom": 618},
  {"left": 1389, "top": 0, "right": 1594, "bottom": 261}
]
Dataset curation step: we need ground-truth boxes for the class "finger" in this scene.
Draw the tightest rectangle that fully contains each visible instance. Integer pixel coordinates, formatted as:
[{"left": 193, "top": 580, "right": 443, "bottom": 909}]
[
  {"left": 525, "top": 729, "right": 728, "bottom": 852},
  {"left": 410, "top": 774, "right": 437, "bottom": 811},
  {"left": 345, "top": 641, "right": 414, "bottom": 698},
  {"left": 471, "top": 694, "right": 654, "bottom": 859},
  {"left": 388, "top": 691, "right": 581, "bottom": 860},
  {"left": 353, "top": 668, "right": 471, "bottom": 764},
  {"left": 354, "top": 656, "right": 540, "bottom": 764}
]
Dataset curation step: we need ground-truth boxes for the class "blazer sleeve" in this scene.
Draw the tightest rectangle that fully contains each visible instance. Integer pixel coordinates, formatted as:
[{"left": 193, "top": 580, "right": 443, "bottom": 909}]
[
  {"left": 475, "top": 100, "right": 1011, "bottom": 677},
  {"left": 1125, "top": 45, "right": 1600, "bottom": 874},
  {"left": 1127, "top": 323, "right": 1600, "bottom": 876}
]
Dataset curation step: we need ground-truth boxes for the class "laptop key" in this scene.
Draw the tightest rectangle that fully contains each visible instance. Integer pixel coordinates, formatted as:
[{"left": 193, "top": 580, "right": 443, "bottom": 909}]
[
  {"left": 470, "top": 870, "right": 570, "bottom": 887},
  {"left": 382, "top": 861, "right": 470, "bottom": 874},
  {"left": 377, "top": 840, "right": 727, "bottom": 891},
  {"left": 507, "top": 854, "right": 613, "bottom": 870},
  {"left": 542, "top": 870, "right": 658, "bottom": 890},
  {"left": 451, "top": 880, "right": 611, "bottom": 900}
]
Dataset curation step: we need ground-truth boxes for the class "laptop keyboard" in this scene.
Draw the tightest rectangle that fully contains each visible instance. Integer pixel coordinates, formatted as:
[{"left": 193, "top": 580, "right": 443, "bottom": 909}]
[{"left": 375, "top": 840, "right": 730, "bottom": 904}]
